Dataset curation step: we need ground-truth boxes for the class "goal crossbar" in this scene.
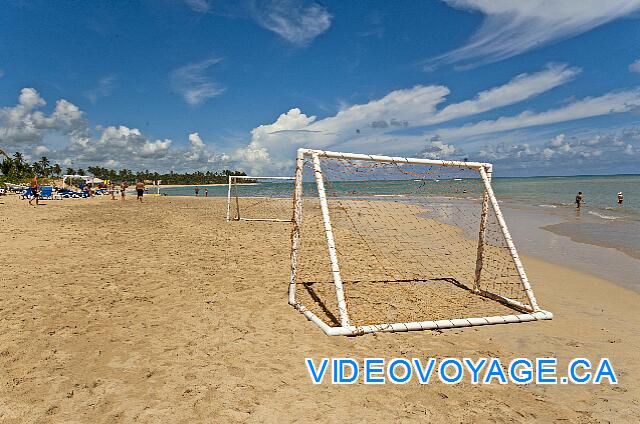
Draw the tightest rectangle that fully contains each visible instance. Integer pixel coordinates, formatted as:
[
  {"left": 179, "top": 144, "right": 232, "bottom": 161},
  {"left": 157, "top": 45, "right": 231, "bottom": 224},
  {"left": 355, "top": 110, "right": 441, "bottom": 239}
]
[
  {"left": 289, "top": 148, "right": 553, "bottom": 336},
  {"left": 226, "top": 175, "right": 295, "bottom": 222}
]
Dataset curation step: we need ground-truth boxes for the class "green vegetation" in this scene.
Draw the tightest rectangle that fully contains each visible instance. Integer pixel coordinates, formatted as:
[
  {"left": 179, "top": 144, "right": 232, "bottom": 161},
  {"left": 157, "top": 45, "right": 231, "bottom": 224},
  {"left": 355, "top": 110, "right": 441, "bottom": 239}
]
[
  {"left": 83, "top": 166, "right": 247, "bottom": 185},
  {"left": 0, "top": 150, "right": 62, "bottom": 185},
  {"left": 0, "top": 149, "right": 247, "bottom": 185}
]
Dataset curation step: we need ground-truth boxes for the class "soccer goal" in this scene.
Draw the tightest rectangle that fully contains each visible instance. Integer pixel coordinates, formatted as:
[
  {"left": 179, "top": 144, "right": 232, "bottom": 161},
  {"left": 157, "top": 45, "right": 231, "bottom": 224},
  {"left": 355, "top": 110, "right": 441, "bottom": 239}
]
[
  {"left": 226, "top": 175, "right": 295, "bottom": 222},
  {"left": 289, "top": 149, "right": 552, "bottom": 336}
]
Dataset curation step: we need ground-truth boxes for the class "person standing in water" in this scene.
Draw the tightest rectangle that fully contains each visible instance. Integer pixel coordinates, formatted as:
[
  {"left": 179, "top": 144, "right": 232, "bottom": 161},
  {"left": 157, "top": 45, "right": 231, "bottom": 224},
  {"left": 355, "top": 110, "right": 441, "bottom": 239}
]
[
  {"left": 617, "top": 192, "right": 624, "bottom": 205},
  {"left": 575, "top": 192, "right": 584, "bottom": 209},
  {"left": 205, "top": 188, "right": 208, "bottom": 198},
  {"left": 195, "top": 186, "right": 200, "bottom": 197}
]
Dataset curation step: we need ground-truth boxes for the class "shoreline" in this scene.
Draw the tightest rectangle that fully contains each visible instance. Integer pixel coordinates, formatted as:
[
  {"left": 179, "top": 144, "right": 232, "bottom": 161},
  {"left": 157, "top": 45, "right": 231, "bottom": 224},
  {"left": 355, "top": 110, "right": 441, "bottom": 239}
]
[
  {"left": 155, "top": 183, "right": 228, "bottom": 189},
  {"left": 158, "top": 191, "right": 640, "bottom": 291},
  {"left": 500, "top": 204, "right": 640, "bottom": 293}
]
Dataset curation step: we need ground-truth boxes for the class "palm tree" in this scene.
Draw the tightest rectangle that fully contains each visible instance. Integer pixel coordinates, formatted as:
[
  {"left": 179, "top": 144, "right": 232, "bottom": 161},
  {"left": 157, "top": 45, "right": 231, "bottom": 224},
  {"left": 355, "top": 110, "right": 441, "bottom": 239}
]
[
  {"left": 0, "top": 157, "right": 13, "bottom": 176},
  {"left": 32, "top": 162, "right": 43, "bottom": 177},
  {"left": 38, "top": 156, "right": 51, "bottom": 177},
  {"left": 66, "top": 167, "right": 75, "bottom": 175},
  {"left": 52, "top": 164, "right": 62, "bottom": 176},
  {"left": 13, "top": 152, "right": 24, "bottom": 164},
  {"left": 0, "top": 148, "right": 9, "bottom": 160}
]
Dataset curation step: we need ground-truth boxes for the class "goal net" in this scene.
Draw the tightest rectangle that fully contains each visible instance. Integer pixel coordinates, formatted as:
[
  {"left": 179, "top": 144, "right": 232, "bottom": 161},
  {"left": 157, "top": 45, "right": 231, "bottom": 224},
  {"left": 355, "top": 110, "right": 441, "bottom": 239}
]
[
  {"left": 289, "top": 149, "right": 552, "bottom": 336},
  {"left": 226, "top": 175, "right": 295, "bottom": 222}
]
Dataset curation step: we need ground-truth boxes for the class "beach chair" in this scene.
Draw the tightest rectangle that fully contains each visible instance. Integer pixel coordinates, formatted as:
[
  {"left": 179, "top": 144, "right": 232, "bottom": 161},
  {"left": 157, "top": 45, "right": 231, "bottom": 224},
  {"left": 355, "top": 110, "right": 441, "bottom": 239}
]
[
  {"left": 20, "top": 188, "right": 33, "bottom": 200},
  {"left": 39, "top": 187, "right": 53, "bottom": 200}
]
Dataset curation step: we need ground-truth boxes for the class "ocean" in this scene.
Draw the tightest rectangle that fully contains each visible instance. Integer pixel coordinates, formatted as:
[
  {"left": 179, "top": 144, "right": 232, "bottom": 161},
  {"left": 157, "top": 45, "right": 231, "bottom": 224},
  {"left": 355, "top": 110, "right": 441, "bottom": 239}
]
[{"left": 160, "top": 175, "right": 640, "bottom": 288}]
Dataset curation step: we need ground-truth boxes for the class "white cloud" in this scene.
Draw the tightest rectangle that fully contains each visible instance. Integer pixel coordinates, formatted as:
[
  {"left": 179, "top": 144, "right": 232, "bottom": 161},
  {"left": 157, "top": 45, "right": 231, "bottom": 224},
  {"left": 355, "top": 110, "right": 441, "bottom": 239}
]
[
  {"left": 252, "top": 0, "right": 332, "bottom": 46},
  {"left": 63, "top": 125, "right": 227, "bottom": 170},
  {"left": 476, "top": 129, "right": 640, "bottom": 168},
  {"left": 188, "top": 132, "right": 206, "bottom": 150},
  {"left": 432, "top": 0, "right": 640, "bottom": 67},
  {"left": 418, "top": 136, "right": 458, "bottom": 159},
  {"left": 233, "top": 65, "right": 581, "bottom": 171},
  {"left": 0, "top": 88, "right": 228, "bottom": 171},
  {"left": 420, "top": 64, "right": 580, "bottom": 125},
  {"left": 629, "top": 58, "right": 640, "bottom": 73},
  {"left": 170, "top": 58, "right": 225, "bottom": 106},
  {"left": 0, "top": 88, "right": 86, "bottom": 148},
  {"left": 84, "top": 75, "right": 117, "bottom": 104},
  {"left": 34, "top": 145, "right": 50, "bottom": 155},
  {"left": 184, "top": 0, "right": 210, "bottom": 13},
  {"left": 437, "top": 89, "right": 640, "bottom": 139}
]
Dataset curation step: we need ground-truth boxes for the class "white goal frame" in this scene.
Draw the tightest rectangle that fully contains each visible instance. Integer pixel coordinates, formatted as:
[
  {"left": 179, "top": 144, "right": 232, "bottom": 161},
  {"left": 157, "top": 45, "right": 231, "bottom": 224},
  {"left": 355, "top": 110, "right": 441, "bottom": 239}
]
[
  {"left": 289, "top": 148, "right": 553, "bottom": 336},
  {"left": 226, "top": 175, "right": 295, "bottom": 222}
]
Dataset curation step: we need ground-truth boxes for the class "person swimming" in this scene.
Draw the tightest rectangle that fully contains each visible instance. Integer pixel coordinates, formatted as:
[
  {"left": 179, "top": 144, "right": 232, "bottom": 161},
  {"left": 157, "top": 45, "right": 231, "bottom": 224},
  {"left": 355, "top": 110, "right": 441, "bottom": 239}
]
[{"left": 617, "top": 192, "right": 624, "bottom": 205}]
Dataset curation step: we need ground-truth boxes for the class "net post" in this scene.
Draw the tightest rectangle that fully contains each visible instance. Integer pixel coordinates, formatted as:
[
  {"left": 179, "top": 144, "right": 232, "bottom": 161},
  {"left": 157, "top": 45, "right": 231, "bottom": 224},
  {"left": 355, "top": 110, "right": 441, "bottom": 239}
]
[
  {"left": 479, "top": 166, "right": 541, "bottom": 311},
  {"left": 289, "top": 149, "right": 305, "bottom": 306},
  {"left": 474, "top": 164, "right": 492, "bottom": 291},
  {"left": 312, "top": 153, "right": 351, "bottom": 328},
  {"left": 233, "top": 178, "right": 240, "bottom": 221},
  {"left": 226, "top": 175, "right": 232, "bottom": 222}
]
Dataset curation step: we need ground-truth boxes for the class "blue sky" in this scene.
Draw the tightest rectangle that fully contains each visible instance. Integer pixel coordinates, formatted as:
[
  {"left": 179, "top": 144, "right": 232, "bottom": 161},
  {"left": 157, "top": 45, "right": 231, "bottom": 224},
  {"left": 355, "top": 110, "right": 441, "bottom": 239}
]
[{"left": 1, "top": 0, "right": 640, "bottom": 176}]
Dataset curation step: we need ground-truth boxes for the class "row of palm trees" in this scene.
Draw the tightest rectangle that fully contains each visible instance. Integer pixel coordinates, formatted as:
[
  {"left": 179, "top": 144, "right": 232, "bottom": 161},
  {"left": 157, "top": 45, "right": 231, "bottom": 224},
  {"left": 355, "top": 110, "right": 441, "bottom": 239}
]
[
  {"left": 1, "top": 148, "right": 247, "bottom": 185},
  {"left": 0, "top": 150, "right": 65, "bottom": 181}
]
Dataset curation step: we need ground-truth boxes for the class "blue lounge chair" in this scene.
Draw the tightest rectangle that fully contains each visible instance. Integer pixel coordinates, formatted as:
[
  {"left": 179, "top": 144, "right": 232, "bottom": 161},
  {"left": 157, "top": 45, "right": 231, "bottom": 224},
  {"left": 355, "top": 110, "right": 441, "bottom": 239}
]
[
  {"left": 20, "top": 188, "right": 33, "bottom": 199},
  {"left": 39, "top": 186, "right": 53, "bottom": 200}
]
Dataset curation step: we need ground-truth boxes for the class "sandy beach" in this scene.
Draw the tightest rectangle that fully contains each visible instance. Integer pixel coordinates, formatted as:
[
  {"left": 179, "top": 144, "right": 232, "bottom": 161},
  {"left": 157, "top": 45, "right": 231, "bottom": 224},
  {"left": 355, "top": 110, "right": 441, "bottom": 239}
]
[{"left": 1, "top": 194, "right": 639, "bottom": 423}]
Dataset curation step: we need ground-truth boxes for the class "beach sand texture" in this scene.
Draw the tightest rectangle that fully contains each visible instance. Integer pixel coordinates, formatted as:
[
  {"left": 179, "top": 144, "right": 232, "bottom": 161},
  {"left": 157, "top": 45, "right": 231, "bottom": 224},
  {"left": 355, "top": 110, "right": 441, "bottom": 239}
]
[
  {"left": 295, "top": 199, "right": 525, "bottom": 327},
  {"left": 1, "top": 195, "right": 639, "bottom": 423}
]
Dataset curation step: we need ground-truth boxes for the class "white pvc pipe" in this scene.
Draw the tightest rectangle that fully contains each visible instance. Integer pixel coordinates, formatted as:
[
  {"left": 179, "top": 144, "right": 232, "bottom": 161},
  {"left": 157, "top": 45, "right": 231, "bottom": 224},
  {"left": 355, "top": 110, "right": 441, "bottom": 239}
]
[
  {"left": 299, "top": 148, "right": 489, "bottom": 169},
  {"left": 479, "top": 166, "right": 541, "bottom": 312},
  {"left": 226, "top": 175, "right": 232, "bottom": 221},
  {"left": 312, "top": 153, "right": 351, "bottom": 328},
  {"left": 230, "top": 175, "right": 294, "bottom": 180},
  {"left": 474, "top": 164, "right": 492, "bottom": 291},
  {"left": 294, "top": 303, "right": 552, "bottom": 336},
  {"left": 289, "top": 150, "right": 305, "bottom": 307},
  {"left": 226, "top": 175, "right": 295, "bottom": 223}
]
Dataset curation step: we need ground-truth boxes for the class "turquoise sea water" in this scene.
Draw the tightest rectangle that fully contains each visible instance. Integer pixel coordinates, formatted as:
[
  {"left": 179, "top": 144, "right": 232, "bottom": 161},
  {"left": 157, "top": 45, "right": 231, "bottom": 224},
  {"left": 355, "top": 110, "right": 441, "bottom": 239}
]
[{"left": 160, "top": 175, "right": 640, "bottom": 261}]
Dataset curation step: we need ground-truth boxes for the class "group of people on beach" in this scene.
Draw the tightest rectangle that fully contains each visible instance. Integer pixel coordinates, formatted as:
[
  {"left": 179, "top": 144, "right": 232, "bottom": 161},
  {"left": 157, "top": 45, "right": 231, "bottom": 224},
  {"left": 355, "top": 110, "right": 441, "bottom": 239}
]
[
  {"left": 575, "top": 191, "right": 624, "bottom": 209},
  {"left": 26, "top": 176, "right": 146, "bottom": 205},
  {"left": 194, "top": 186, "right": 209, "bottom": 197}
]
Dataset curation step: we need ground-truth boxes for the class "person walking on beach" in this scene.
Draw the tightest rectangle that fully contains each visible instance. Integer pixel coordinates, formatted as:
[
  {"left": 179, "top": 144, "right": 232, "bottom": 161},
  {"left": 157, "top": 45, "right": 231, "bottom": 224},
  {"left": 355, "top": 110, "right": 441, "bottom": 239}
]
[
  {"left": 136, "top": 180, "right": 145, "bottom": 203},
  {"left": 617, "top": 192, "right": 624, "bottom": 205},
  {"left": 205, "top": 188, "right": 208, "bottom": 198},
  {"left": 575, "top": 192, "right": 584, "bottom": 209},
  {"left": 108, "top": 183, "right": 116, "bottom": 200},
  {"left": 195, "top": 186, "right": 200, "bottom": 197},
  {"left": 28, "top": 176, "right": 39, "bottom": 206},
  {"left": 120, "top": 181, "right": 127, "bottom": 200}
]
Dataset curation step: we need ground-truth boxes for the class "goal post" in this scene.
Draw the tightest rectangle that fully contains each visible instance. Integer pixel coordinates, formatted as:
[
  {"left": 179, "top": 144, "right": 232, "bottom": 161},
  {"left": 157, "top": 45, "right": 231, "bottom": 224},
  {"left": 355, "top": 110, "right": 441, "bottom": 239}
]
[
  {"left": 226, "top": 175, "right": 295, "bottom": 222},
  {"left": 289, "top": 148, "right": 552, "bottom": 336}
]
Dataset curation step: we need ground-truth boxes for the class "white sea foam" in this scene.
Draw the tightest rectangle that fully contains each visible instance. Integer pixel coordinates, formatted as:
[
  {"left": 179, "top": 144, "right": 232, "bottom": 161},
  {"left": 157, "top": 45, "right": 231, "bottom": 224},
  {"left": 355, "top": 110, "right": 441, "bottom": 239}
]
[
  {"left": 538, "top": 204, "right": 557, "bottom": 208},
  {"left": 588, "top": 211, "right": 617, "bottom": 220}
]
